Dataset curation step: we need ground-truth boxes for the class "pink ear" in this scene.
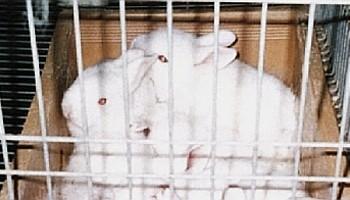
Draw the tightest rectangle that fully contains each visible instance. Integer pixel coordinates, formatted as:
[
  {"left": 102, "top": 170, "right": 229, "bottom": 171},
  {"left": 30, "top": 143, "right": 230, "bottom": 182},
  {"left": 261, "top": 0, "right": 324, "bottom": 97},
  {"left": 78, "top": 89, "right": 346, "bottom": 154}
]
[
  {"left": 195, "top": 30, "right": 237, "bottom": 47},
  {"left": 195, "top": 46, "right": 238, "bottom": 69}
]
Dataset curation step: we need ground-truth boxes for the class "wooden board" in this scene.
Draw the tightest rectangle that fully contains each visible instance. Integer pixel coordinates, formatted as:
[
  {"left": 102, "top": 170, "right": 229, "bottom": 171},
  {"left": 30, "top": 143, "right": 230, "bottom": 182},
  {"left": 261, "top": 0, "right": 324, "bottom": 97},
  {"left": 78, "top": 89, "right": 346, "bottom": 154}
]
[{"left": 0, "top": 7, "right": 344, "bottom": 200}]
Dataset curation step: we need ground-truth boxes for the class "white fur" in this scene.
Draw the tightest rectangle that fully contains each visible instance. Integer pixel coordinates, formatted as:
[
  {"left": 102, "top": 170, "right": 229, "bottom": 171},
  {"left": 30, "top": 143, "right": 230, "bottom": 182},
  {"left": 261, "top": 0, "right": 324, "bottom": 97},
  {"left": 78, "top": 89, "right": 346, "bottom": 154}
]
[
  {"left": 130, "top": 28, "right": 308, "bottom": 200},
  {"left": 55, "top": 50, "right": 169, "bottom": 200}
]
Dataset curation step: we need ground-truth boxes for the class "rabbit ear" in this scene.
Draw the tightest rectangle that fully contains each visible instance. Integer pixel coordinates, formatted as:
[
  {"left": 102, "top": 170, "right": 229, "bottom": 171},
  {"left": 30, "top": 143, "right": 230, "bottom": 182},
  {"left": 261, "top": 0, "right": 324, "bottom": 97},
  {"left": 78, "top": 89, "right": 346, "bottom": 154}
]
[
  {"left": 130, "top": 34, "right": 148, "bottom": 50},
  {"left": 195, "top": 30, "right": 237, "bottom": 47},
  {"left": 125, "top": 49, "right": 145, "bottom": 60},
  {"left": 194, "top": 46, "right": 238, "bottom": 69},
  {"left": 128, "top": 55, "right": 157, "bottom": 93},
  {"left": 113, "top": 49, "right": 146, "bottom": 68}
]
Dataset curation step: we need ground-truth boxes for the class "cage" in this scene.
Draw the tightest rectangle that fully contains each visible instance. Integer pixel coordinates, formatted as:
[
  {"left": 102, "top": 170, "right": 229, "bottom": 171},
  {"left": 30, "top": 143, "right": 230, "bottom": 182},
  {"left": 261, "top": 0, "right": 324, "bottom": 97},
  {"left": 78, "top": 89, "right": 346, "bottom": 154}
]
[{"left": 0, "top": 0, "right": 349, "bottom": 200}]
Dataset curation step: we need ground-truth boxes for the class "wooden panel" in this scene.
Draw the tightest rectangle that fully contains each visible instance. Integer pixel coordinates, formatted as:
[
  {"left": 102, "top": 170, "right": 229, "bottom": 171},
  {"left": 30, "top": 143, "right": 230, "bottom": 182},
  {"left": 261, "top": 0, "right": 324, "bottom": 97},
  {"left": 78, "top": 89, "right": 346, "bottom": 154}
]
[{"left": 298, "top": 27, "right": 345, "bottom": 199}]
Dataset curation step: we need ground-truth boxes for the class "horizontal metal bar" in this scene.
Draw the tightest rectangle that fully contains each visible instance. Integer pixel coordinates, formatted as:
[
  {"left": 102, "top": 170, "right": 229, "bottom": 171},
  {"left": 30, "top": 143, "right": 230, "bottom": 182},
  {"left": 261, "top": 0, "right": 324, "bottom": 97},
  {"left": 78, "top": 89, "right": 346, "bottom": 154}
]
[
  {"left": 0, "top": 75, "right": 36, "bottom": 79},
  {"left": 4, "top": 134, "right": 350, "bottom": 149},
  {"left": 125, "top": 0, "right": 350, "bottom": 5},
  {"left": 0, "top": 60, "right": 45, "bottom": 65},
  {"left": 0, "top": 90, "right": 35, "bottom": 95},
  {"left": 0, "top": 47, "right": 48, "bottom": 51},
  {"left": 0, "top": 82, "right": 36, "bottom": 86},
  {"left": 1, "top": 169, "right": 350, "bottom": 183},
  {"left": 2, "top": 108, "right": 30, "bottom": 112},
  {"left": 0, "top": 21, "right": 55, "bottom": 26},
  {"left": 0, "top": 40, "right": 51, "bottom": 45},
  {"left": 0, "top": 53, "right": 47, "bottom": 58}
]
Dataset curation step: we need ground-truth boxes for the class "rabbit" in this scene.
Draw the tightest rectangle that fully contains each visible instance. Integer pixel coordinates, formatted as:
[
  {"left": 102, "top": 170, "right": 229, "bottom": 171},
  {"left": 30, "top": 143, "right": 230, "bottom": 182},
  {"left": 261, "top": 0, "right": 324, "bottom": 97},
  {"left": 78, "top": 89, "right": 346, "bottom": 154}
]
[
  {"left": 129, "top": 29, "right": 239, "bottom": 198},
  {"left": 129, "top": 27, "right": 238, "bottom": 170},
  {"left": 130, "top": 28, "right": 237, "bottom": 115},
  {"left": 55, "top": 49, "right": 170, "bottom": 200},
  {"left": 61, "top": 49, "right": 157, "bottom": 138},
  {"left": 58, "top": 0, "right": 108, "bottom": 7},
  {"left": 130, "top": 28, "right": 310, "bottom": 199}
]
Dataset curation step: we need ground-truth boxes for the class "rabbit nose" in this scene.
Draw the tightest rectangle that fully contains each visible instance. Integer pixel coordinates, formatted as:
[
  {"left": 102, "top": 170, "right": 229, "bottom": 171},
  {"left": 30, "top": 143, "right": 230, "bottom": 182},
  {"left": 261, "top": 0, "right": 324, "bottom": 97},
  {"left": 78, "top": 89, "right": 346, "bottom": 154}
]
[
  {"left": 142, "top": 127, "right": 151, "bottom": 137},
  {"left": 130, "top": 123, "right": 151, "bottom": 137}
]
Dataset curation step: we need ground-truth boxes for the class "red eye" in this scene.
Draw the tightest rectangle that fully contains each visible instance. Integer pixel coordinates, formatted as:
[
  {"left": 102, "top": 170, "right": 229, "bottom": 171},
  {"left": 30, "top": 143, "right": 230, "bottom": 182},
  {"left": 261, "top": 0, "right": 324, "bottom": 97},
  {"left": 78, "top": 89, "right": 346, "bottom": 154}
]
[
  {"left": 158, "top": 55, "right": 168, "bottom": 63},
  {"left": 98, "top": 98, "right": 107, "bottom": 105}
]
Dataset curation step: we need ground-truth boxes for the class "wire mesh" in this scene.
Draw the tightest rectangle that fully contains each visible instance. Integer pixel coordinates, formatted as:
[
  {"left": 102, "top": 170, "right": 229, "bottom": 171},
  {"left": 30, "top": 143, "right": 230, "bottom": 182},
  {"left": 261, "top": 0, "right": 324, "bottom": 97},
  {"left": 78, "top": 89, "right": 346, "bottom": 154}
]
[{"left": 1, "top": 1, "right": 350, "bottom": 200}]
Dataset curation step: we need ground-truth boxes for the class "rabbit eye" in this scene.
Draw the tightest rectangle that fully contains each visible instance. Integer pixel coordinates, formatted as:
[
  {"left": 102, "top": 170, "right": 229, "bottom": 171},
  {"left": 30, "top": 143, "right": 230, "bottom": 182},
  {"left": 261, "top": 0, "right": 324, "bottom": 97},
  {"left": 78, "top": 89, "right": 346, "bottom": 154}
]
[
  {"left": 98, "top": 98, "right": 107, "bottom": 105},
  {"left": 158, "top": 55, "right": 168, "bottom": 63}
]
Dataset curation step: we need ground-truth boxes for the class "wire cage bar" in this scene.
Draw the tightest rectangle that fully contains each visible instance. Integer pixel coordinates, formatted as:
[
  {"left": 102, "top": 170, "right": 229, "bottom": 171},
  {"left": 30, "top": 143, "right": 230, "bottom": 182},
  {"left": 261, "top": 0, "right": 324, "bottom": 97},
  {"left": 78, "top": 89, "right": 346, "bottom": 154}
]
[
  {"left": 0, "top": 0, "right": 350, "bottom": 200},
  {"left": 26, "top": 0, "right": 52, "bottom": 199},
  {"left": 119, "top": 0, "right": 134, "bottom": 199},
  {"left": 250, "top": 2, "right": 268, "bottom": 200},
  {"left": 0, "top": 100, "right": 14, "bottom": 200},
  {"left": 72, "top": 0, "right": 94, "bottom": 199}
]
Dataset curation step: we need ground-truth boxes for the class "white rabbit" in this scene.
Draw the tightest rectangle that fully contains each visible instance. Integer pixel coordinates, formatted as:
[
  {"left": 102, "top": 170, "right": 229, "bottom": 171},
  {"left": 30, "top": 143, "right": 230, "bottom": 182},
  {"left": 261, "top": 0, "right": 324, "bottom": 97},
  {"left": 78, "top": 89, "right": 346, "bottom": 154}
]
[
  {"left": 61, "top": 49, "right": 157, "bottom": 138},
  {"left": 55, "top": 49, "right": 170, "bottom": 200},
  {"left": 58, "top": 0, "right": 108, "bottom": 7},
  {"left": 129, "top": 28, "right": 237, "bottom": 170},
  {"left": 129, "top": 29, "right": 239, "bottom": 199},
  {"left": 130, "top": 28, "right": 310, "bottom": 199},
  {"left": 130, "top": 28, "right": 237, "bottom": 115}
]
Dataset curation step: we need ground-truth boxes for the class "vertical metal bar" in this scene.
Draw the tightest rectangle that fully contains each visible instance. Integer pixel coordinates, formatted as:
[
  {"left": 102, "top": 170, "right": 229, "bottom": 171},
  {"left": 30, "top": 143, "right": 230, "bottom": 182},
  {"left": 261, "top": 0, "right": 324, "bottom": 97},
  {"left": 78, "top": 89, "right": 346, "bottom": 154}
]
[
  {"left": 119, "top": 0, "right": 133, "bottom": 199},
  {"left": 26, "top": 0, "right": 53, "bottom": 199},
  {"left": 331, "top": 59, "right": 350, "bottom": 200},
  {"left": 0, "top": 100, "right": 14, "bottom": 200},
  {"left": 250, "top": 3, "right": 268, "bottom": 200},
  {"left": 166, "top": 0, "right": 175, "bottom": 199},
  {"left": 344, "top": 20, "right": 350, "bottom": 115},
  {"left": 340, "top": 18, "right": 349, "bottom": 106},
  {"left": 210, "top": 1, "right": 220, "bottom": 200},
  {"left": 337, "top": 17, "right": 346, "bottom": 104},
  {"left": 72, "top": 0, "right": 93, "bottom": 199},
  {"left": 291, "top": 4, "right": 316, "bottom": 199}
]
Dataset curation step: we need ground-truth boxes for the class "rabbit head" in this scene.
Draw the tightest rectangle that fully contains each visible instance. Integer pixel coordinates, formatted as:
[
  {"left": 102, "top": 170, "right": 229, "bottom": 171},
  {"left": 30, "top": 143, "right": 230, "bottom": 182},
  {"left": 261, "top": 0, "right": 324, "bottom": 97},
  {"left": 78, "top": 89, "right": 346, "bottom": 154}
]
[
  {"left": 130, "top": 28, "right": 238, "bottom": 111},
  {"left": 61, "top": 49, "right": 157, "bottom": 138}
]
